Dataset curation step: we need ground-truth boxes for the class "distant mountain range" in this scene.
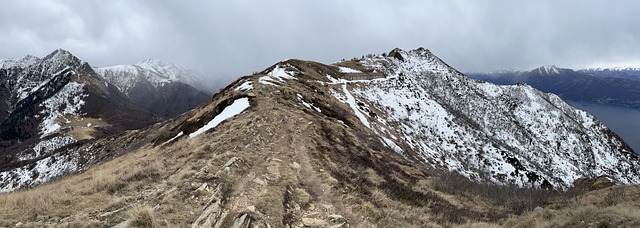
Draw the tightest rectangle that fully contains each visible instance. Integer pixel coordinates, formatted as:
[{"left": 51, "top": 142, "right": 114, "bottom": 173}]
[
  {"left": 582, "top": 67, "right": 640, "bottom": 82},
  {"left": 468, "top": 65, "right": 640, "bottom": 109}
]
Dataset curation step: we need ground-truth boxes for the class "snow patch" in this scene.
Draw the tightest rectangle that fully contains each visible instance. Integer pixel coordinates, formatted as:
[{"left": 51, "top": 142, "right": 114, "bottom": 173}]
[
  {"left": 259, "top": 65, "right": 296, "bottom": 86},
  {"left": 341, "top": 84, "right": 370, "bottom": 128},
  {"left": 162, "top": 131, "right": 184, "bottom": 145},
  {"left": 27, "top": 136, "right": 76, "bottom": 160},
  {"left": 39, "top": 82, "right": 87, "bottom": 137},
  {"left": 338, "top": 67, "right": 362, "bottom": 73},
  {"left": 235, "top": 80, "right": 254, "bottom": 91},
  {"left": 189, "top": 98, "right": 250, "bottom": 138},
  {"left": 0, "top": 151, "right": 80, "bottom": 192},
  {"left": 297, "top": 94, "right": 321, "bottom": 112}
]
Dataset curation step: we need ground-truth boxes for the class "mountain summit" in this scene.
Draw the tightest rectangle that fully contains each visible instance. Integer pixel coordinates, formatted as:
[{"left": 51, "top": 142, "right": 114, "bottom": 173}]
[
  {"left": 94, "top": 60, "right": 210, "bottom": 118},
  {"left": 1, "top": 48, "right": 640, "bottom": 226},
  {"left": 534, "top": 65, "right": 562, "bottom": 75}
]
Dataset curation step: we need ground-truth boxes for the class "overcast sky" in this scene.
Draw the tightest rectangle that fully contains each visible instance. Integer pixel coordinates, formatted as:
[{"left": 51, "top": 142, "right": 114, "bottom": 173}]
[{"left": 2, "top": 0, "right": 640, "bottom": 85}]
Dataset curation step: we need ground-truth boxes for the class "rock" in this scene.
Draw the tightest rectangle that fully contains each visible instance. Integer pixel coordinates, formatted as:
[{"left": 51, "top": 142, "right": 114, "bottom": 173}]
[
  {"left": 223, "top": 157, "right": 240, "bottom": 174},
  {"left": 232, "top": 213, "right": 249, "bottom": 228},
  {"left": 304, "top": 212, "right": 320, "bottom": 218},
  {"left": 253, "top": 178, "right": 267, "bottom": 186},
  {"left": 328, "top": 214, "right": 345, "bottom": 223},
  {"left": 533, "top": 206, "right": 544, "bottom": 214},
  {"left": 293, "top": 188, "right": 311, "bottom": 204},
  {"left": 196, "top": 183, "right": 209, "bottom": 192},
  {"left": 224, "top": 157, "right": 240, "bottom": 167},
  {"left": 291, "top": 162, "right": 301, "bottom": 170},
  {"left": 302, "top": 218, "right": 328, "bottom": 227},
  {"left": 97, "top": 208, "right": 123, "bottom": 219},
  {"left": 329, "top": 222, "right": 346, "bottom": 228},
  {"left": 321, "top": 204, "right": 334, "bottom": 211}
]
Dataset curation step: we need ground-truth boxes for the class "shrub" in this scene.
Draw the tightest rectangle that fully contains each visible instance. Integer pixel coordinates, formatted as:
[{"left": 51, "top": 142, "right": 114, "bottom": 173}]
[{"left": 127, "top": 205, "right": 157, "bottom": 228}]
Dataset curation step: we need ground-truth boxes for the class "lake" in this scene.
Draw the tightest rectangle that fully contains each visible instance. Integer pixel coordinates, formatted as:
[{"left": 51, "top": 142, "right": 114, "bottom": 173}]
[{"left": 567, "top": 101, "right": 640, "bottom": 153}]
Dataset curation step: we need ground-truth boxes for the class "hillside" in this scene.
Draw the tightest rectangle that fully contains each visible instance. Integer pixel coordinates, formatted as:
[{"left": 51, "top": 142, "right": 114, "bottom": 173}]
[{"left": 1, "top": 48, "right": 639, "bottom": 227}]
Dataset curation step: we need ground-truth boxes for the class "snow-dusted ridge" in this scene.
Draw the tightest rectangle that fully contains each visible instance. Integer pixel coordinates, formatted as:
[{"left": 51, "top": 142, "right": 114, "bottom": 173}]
[
  {"left": 537, "top": 65, "right": 561, "bottom": 75},
  {"left": 583, "top": 66, "right": 640, "bottom": 72},
  {"left": 326, "top": 48, "right": 640, "bottom": 189},
  {"left": 94, "top": 59, "right": 204, "bottom": 94}
]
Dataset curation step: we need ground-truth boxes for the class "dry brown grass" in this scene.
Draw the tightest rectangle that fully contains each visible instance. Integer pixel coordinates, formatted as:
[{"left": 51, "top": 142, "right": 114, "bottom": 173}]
[
  {"left": 502, "top": 203, "right": 640, "bottom": 228},
  {"left": 58, "top": 115, "right": 110, "bottom": 140},
  {"left": 0, "top": 179, "right": 115, "bottom": 222},
  {"left": 0, "top": 144, "right": 169, "bottom": 225},
  {"left": 332, "top": 60, "right": 369, "bottom": 72},
  {"left": 127, "top": 204, "right": 158, "bottom": 228}
]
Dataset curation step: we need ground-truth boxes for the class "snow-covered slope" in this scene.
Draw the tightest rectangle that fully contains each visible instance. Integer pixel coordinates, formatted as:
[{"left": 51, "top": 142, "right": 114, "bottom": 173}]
[
  {"left": 325, "top": 48, "right": 640, "bottom": 189},
  {"left": 94, "top": 59, "right": 206, "bottom": 95}
]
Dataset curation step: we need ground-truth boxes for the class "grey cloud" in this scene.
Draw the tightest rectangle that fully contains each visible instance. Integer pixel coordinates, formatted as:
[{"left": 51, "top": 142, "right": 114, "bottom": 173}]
[{"left": 2, "top": 0, "right": 640, "bottom": 87}]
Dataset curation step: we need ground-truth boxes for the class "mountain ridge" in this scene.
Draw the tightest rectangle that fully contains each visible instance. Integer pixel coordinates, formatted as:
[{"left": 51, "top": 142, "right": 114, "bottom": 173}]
[{"left": 1, "top": 48, "right": 640, "bottom": 226}]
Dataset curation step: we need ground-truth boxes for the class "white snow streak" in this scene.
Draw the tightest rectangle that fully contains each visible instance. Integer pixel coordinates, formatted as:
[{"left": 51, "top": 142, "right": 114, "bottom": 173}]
[
  {"left": 189, "top": 97, "right": 250, "bottom": 138},
  {"left": 235, "top": 80, "right": 254, "bottom": 91},
  {"left": 338, "top": 67, "right": 362, "bottom": 73},
  {"left": 341, "top": 84, "right": 370, "bottom": 128}
]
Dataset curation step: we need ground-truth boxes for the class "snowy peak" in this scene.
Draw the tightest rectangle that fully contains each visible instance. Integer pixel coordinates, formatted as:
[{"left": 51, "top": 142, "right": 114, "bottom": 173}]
[
  {"left": 94, "top": 60, "right": 210, "bottom": 119},
  {"left": 43, "top": 48, "right": 73, "bottom": 60},
  {"left": 135, "top": 59, "right": 184, "bottom": 81},
  {"left": 95, "top": 59, "right": 205, "bottom": 93},
  {"left": 0, "top": 49, "right": 80, "bottom": 72},
  {"left": 532, "top": 65, "right": 562, "bottom": 75},
  {"left": 0, "top": 54, "right": 40, "bottom": 69},
  {"left": 388, "top": 47, "right": 434, "bottom": 62}
]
